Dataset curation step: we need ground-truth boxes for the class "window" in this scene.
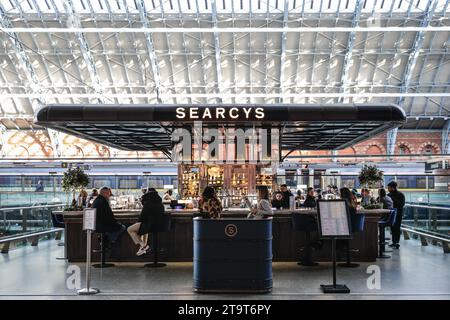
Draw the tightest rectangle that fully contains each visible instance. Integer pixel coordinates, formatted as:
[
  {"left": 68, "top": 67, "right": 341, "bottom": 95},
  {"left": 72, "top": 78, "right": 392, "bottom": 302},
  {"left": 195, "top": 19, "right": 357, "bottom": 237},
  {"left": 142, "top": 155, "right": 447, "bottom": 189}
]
[
  {"left": 423, "top": 144, "right": 435, "bottom": 155},
  {"left": 398, "top": 145, "right": 411, "bottom": 155}
]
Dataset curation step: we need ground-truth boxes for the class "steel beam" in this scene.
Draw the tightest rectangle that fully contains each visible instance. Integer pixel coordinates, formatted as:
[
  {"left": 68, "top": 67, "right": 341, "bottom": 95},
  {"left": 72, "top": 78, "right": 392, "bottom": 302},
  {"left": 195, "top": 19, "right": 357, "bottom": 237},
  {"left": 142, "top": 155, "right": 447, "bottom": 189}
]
[
  {"left": 442, "top": 120, "right": 450, "bottom": 154},
  {"left": 398, "top": 0, "right": 439, "bottom": 107},
  {"left": 136, "top": 0, "right": 163, "bottom": 103},
  {"left": 338, "top": 0, "right": 362, "bottom": 103},
  {"left": 1, "top": 26, "right": 450, "bottom": 33},
  {"left": 278, "top": 0, "right": 289, "bottom": 103},
  {"left": 211, "top": 0, "right": 223, "bottom": 103},
  {"left": 387, "top": 128, "right": 398, "bottom": 157},
  {"left": 63, "top": 0, "right": 106, "bottom": 103}
]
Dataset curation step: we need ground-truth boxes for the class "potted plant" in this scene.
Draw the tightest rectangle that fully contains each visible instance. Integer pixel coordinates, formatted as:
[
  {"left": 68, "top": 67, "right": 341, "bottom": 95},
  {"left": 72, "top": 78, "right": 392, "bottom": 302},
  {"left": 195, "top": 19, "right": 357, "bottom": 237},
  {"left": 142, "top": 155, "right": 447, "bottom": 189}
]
[
  {"left": 62, "top": 166, "right": 90, "bottom": 211},
  {"left": 358, "top": 165, "right": 384, "bottom": 209}
]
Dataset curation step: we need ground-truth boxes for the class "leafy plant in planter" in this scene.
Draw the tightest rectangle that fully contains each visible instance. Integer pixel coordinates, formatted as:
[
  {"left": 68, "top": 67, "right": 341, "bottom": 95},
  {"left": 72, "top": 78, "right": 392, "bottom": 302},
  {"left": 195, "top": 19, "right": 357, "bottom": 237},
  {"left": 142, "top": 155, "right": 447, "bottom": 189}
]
[
  {"left": 62, "top": 167, "right": 90, "bottom": 211},
  {"left": 358, "top": 165, "right": 384, "bottom": 208},
  {"left": 358, "top": 165, "right": 384, "bottom": 189}
]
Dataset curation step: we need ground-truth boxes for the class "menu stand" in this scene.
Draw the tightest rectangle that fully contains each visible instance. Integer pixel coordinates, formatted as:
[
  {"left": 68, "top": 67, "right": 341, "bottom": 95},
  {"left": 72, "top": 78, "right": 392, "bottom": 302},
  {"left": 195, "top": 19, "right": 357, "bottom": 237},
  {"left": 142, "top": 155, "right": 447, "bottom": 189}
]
[
  {"left": 317, "top": 200, "right": 351, "bottom": 294},
  {"left": 320, "top": 237, "right": 350, "bottom": 293}
]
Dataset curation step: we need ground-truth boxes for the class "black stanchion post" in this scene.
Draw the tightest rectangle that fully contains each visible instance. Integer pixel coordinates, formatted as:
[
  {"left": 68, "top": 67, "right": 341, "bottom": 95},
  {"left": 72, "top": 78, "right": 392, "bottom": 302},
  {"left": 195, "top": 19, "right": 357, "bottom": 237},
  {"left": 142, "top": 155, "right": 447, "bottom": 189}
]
[{"left": 77, "top": 208, "right": 100, "bottom": 295}]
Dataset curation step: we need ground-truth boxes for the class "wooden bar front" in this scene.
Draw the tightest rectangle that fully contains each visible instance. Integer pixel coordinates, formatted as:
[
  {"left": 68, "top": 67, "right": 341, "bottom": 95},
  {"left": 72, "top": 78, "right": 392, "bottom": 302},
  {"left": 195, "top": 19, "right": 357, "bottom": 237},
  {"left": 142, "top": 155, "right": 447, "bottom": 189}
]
[{"left": 61, "top": 209, "right": 385, "bottom": 263}]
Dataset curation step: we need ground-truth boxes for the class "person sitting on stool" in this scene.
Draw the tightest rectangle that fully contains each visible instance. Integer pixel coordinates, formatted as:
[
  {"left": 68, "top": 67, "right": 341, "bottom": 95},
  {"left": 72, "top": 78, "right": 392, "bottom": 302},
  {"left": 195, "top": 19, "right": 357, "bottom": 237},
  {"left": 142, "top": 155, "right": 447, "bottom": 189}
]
[
  {"left": 127, "top": 190, "right": 165, "bottom": 256},
  {"left": 92, "top": 186, "right": 126, "bottom": 243}
]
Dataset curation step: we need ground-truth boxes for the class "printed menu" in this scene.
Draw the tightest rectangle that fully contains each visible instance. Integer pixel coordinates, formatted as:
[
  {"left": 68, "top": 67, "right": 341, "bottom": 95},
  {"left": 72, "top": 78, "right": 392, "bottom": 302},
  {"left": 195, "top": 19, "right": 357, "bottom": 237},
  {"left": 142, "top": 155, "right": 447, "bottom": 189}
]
[{"left": 318, "top": 201, "right": 350, "bottom": 237}]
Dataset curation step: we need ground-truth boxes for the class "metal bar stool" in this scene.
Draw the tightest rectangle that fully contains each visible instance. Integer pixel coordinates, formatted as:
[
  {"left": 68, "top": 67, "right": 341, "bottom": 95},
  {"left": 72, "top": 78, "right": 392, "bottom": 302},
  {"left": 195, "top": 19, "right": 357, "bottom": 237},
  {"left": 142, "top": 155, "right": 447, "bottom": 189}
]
[
  {"left": 338, "top": 213, "right": 365, "bottom": 268},
  {"left": 93, "top": 233, "right": 115, "bottom": 268},
  {"left": 145, "top": 214, "right": 171, "bottom": 268},
  {"left": 292, "top": 213, "right": 320, "bottom": 266},
  {"left": 378, "top": 209, "right": 397, "bottom": 259}
]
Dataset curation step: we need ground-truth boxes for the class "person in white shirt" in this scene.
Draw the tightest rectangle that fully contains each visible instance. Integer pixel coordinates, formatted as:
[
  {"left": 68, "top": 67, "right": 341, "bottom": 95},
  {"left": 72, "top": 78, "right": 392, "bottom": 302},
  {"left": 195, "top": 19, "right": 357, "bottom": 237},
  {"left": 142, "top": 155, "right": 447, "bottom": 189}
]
[{"left": 247, "top": 186, "right": 272, "bottom": 219}]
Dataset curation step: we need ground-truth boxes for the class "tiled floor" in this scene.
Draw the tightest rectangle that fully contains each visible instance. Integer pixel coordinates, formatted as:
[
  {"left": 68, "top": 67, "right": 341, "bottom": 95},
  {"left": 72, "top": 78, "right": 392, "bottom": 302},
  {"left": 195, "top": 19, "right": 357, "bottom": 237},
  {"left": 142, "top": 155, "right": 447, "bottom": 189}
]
[{"left": 0, "top": 236, "right": 449, "bottom": 300}]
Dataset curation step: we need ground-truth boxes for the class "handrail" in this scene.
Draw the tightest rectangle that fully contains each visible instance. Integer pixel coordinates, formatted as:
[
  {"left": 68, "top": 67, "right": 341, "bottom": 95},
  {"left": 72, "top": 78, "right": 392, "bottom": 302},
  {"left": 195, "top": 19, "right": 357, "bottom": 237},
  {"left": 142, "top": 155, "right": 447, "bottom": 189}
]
[
  {"left": 0, "top": 204, "right": 63, "bottom": 212},
  {"left": 0, "top": 228, "right": 64, "bottom": 243},
  {"left": 402, "top": 227, "right": 449, "bottom": 243},
  {"left": 405, "top": 203, "right": 450, "bottom": 211}
]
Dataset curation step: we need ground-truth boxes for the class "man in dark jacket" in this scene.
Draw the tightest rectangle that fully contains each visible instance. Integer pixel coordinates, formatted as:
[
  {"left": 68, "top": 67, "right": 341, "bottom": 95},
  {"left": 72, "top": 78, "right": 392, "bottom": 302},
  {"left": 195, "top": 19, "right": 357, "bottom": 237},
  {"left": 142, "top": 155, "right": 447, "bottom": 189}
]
[
  {"left": 387, "top": 181, "right": 405, "bottom": 249},
  {"left": 92, "top": 186, "right": 125, "bottom": 242},
  {"left": 303, "top": 187, "right": 317, "bottom": 208},
  {"left": 280, "top": 184, "right": 294, "bottom": 209}
]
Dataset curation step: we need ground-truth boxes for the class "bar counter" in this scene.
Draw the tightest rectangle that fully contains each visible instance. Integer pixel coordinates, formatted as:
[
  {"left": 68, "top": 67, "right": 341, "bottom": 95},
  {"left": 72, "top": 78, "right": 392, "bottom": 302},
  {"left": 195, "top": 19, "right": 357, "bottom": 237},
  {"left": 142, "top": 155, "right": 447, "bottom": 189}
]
[{"left": 60, "top": 208, "right": 387, "bottom": 263}]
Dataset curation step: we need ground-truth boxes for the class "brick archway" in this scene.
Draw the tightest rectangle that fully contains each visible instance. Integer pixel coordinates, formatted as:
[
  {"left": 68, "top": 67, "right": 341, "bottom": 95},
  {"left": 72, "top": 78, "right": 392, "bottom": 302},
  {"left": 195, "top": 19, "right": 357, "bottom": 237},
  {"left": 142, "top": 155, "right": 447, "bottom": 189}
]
[
  {"left": 397, "top": 141, "right": 414, "bottom": 154},
  {"left": 361, "top": 143, "right": 386, "bottom": 155},
  {"left": 418, "top": 142, "right": 441, "bottom": 154}
]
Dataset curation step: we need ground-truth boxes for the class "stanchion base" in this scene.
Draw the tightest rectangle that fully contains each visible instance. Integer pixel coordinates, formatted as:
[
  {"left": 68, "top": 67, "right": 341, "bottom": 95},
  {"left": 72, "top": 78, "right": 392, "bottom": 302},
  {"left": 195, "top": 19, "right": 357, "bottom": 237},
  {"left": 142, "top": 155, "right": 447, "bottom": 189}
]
[
  {"left": 56, "top": 257, "right": 67, "bottom": 260},
  {"left": 57, "top": 242, "right": 65, "bottom": 247},
  {"left": 320, "top": 284, "right": 350, "bottom": 293},
  {"left": 377, "top": 254, "right": 391, "bottom": 259},
  {"left": 297, "top": 261, "right": 319, "bottom": 266},
  {"left": 337, "top": 262, "right": 360, "bottom": 268},
  {"left": 144, "top": 262, "right": 166, "bottom": 268},
  {"left": 77, "top": 287, "right": 100, "bottom": 295},
  {"left": 93, "top": 263, "right": 115, "bottom": 268}
]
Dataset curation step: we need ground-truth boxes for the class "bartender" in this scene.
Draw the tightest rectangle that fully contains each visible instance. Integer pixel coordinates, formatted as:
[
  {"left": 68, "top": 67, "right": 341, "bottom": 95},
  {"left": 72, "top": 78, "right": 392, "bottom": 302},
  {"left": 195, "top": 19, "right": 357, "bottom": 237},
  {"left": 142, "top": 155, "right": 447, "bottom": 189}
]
[{"left": 163, "top": 189, "right": 175, "bottom": 202}]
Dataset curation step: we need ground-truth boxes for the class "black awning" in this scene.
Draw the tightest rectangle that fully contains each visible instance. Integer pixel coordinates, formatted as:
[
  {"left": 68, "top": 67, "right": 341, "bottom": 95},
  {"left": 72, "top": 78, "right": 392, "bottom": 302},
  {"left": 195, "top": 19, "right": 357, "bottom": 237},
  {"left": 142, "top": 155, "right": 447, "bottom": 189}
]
[{"left": 35, "top": 104, "right": 405, "bottom": 156}]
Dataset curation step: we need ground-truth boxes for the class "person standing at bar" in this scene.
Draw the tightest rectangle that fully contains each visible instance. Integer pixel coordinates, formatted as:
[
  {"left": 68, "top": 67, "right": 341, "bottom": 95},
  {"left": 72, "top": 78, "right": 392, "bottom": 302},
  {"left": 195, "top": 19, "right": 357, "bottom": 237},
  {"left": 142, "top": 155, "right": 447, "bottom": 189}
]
[
  {"left": 387, "top": 181, "right": 405, "bottom": 249},
  {"left": 361, "top": 188, "right": 371, "bottom": 206},
  {"left": 199, "top": 186, "right": 223, "bottom": 219},
  {"left": 92, "top": 186, "right": 126, "bottom": 243},
  {"left": 280, "top": 184, "right": 294, "bottom": 209},
  {"left": 87, "top": 188, "right": 98, "bottom": 208},
  {"left": 303, "top": 187, "right": 317, "bottom": 208},
  {"left": 378, "top": 188, "right": 393, "bottom": 209}
]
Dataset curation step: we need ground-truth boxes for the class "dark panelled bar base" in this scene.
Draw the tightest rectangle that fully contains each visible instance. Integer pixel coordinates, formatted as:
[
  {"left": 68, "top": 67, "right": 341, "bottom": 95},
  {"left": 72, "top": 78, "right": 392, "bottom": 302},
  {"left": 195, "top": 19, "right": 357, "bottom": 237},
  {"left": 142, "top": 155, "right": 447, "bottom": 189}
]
[{"left": 193, "top": 218, "right": 273, "bottom": 293}]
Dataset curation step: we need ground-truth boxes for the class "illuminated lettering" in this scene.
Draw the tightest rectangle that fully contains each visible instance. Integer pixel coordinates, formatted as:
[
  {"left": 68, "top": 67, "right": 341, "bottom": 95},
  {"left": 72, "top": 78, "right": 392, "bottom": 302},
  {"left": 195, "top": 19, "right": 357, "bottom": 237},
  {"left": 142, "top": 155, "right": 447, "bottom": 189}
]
[
  {"left": 202, "top": 107, "right": 212, "bottom": 119},
  {"left": 176, "top": 107, "right": 186, "bottom": 119},
  {"left": 229, "top": 107, "right": 239, "bottom": 119},
  {"left": 175, "top": 107, "right": 266, "bottom": 120},
  {"left": 255, "top": 107, "right": 265, "bottom": 119},
  {"left": 216, "top": 108, "right": 225, "bottom": 119},
  {"left": 243, "top": 107, "right": 252, "bottom": 119},
  {"left": 190, "top": 107, "right": 199, "bottom": 119}
]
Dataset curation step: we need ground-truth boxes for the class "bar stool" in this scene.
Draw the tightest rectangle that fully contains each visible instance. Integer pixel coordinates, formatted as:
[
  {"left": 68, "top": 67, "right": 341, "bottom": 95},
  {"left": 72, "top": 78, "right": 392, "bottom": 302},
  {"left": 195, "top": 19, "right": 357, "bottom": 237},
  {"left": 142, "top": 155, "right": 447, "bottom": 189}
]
[
  {"left": 378, "top": 209, "right": 397, "bottom": 259},
  {"left": 50, "top": 212, "right": 65, "bottom": 246},
  {"left": 145, "top": 214, "right": 171, "bottom": 268},
  {"left": 291, "top": 213, "right": 319, "bottom": 266},
  {"left": 93, "top": 232, "right": 115, "bottom": 268},
  {"left": 338, "top": 214, "right": 365, "bottom": 268}
]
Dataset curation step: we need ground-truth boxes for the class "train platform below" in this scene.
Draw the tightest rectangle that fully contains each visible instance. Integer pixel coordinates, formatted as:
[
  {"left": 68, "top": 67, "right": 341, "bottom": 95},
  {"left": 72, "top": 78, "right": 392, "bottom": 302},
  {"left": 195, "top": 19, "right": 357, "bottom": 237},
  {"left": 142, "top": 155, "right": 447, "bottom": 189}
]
[{"left": 0, "top": 236, "right": 448, "bottom": 300}]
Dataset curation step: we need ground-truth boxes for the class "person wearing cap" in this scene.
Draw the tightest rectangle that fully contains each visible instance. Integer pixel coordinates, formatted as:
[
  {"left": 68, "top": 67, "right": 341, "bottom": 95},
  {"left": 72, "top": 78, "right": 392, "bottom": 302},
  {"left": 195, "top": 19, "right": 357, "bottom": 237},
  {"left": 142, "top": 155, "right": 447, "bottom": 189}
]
[
  {"left": 387, "top": 181, "right": 405, "bottom": 249},
  {"left": 92, "top": 186, "right": 126, "bottom": 243}
]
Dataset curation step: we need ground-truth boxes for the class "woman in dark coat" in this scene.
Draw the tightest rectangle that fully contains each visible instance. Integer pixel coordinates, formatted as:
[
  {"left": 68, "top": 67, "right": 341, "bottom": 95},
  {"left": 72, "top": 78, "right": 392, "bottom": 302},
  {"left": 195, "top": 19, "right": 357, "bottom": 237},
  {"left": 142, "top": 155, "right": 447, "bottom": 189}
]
[{"left": 127, "top": 191, "right": 165, "bottom": 256}]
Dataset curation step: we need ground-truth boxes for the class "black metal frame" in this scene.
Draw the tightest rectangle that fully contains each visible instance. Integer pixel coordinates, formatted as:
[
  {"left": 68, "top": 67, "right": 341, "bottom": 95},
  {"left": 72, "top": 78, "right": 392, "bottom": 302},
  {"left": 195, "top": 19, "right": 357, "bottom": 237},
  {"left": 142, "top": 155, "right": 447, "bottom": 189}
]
[{"left": 35, "top": 104, "right": 406, "bottom": 159}]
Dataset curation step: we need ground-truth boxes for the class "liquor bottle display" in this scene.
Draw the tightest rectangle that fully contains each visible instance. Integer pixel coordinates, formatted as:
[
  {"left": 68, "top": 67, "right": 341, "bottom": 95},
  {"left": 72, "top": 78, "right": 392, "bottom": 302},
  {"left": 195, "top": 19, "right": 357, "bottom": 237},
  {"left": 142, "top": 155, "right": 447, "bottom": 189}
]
[{"left": 181, "top": 167, "right": 200, "bottom": 198}]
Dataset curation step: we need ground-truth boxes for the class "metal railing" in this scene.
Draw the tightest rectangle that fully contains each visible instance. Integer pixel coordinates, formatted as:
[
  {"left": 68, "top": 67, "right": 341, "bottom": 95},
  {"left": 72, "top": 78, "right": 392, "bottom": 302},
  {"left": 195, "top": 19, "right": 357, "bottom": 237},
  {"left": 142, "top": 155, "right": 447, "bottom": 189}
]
[
  {"left": 0, "top": 204, "right": 64, "bottom": 241},
  {"left": 402, "top": 204, "right": 450, "bottom": 253}
]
